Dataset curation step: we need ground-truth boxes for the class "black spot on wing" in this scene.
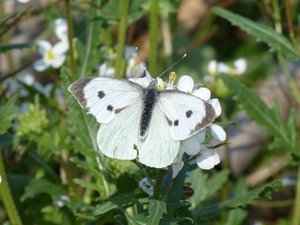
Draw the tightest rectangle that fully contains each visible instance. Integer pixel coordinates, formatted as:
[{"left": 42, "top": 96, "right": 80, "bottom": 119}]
[
  {"left": 190, "top": 103, "right": 216, "bottom": 135},
  {"left": 68, "top": 77, "right": 93, "bottom": 107},
  {"left": 174, "top": 120, "right": 179, "bottom": 126},
  {"left": 186, "top": 110, "right": 193, "bottom": 118},
  {"left": 107, "top": 105, "right": 114, "bottom": 111},
  {"left": 98, "top": 91, "right": 105, "bottom": 99}
]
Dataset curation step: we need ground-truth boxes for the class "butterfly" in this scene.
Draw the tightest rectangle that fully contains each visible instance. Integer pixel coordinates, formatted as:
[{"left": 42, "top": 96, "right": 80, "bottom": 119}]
[{"left": 68, "top": 72, "right": 216, "bottom": 168}]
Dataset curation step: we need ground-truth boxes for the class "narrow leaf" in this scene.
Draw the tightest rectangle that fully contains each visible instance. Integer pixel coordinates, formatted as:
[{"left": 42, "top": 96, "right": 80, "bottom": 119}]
[
  {"left": 212, "top": 7, "right": 299, "bottom": 60},
  {"left": 221, "top": 75, "right": 297, "bottom": 152},
  {"left": 194, "top": 180, "right": 282, "bottom": 219},
  {"left": 0, "top": 43, "right": 33, "bottom": 53}
]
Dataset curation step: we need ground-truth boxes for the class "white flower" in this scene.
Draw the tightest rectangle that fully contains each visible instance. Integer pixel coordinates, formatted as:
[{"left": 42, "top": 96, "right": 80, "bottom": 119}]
[
  {"left": 126, "top": 55, "right": 145, "bottom": 78},
  {"left": 54, "top": 195, "right": 70, "bottom": 208},
  {"left": 207, "top": 58, "right": 247, "bottom": 76},
  {"left": 55, "top": 18, "right": 68, "bottom": 42},
  {"left": 138, "top": 177, "right": 155, "bottom": 196},
  {"left": 207, "top": 60, "right": 229, "bottom": 75},
  {"left": 170, "top": 75, "right": 225, "bottom": 176},
  {"left": 233, "top": 58, "right": 247, "bottom": 75},
  {"left": 196, "top": 146, "right": 220, "bottom": 170},
  {"left": 33, "top": 40, "right": 68, "bottom": 71},
  {"left": 98, "top": 62, "right": 116, "bottom": 77},
  {"left": 17, "top": 0, "right": 30, "bottom": 3}
]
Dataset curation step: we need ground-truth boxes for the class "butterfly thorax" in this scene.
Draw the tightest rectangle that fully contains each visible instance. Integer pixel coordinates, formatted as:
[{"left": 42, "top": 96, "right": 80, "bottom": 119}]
[{"left": 140, "top": 81, "right": 159, "bottom": 139}]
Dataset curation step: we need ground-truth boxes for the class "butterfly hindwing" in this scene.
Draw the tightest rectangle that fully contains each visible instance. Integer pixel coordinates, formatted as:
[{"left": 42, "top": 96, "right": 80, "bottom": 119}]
[
  {"left": 138, "top": 104, "right": 180, "bottom": 168},
  {"left": 158, "top": 91, "right": 216, "bottom": 141},
  {"left": 68, "top": 77, "right": 143, "bottom": 124}
]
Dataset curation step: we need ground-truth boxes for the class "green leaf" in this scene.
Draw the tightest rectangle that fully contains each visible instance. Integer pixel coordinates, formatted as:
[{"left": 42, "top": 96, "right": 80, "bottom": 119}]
[
  {"left": 147, "top": 200, "right": 167, "bottom": 225},
  {"left": 60, "top": 68, "right": 109, "bottom": 196},
  {"left": 126, "top": 213, "right": 147, "bottom": 225},
  {"left": 0, "top": 43, "right": 33, "bottom": 53},
  {"left": 188, "top": 169, "right": 229, "bottom": 209},
  {"left": 194, "top": 180, "right": 282, "bottom": 219},
  {"left": 73, "top": 178, "right": 99, "bottom": 191},
  {"left": 221, "top": 75, "right": 297, "bottom": 152},
  {"left": 0, "top": 96, "right": 17, "bottom": 134},
  {"left": 21, "top": 179, "right": 67, "bottom": 201},
  {"left": 212, "top": 7, "right": 300, "bottom": 60},
  {"left": 89, "top": 191, "right": 138, "bottom": 217}
]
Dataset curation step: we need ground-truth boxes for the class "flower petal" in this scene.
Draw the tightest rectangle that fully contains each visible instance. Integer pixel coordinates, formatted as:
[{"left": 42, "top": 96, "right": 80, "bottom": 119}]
[
  {"left": 218, "top": 62, "right": 229, "bottom": 74},
  {"left": 210, "top": 123, "right": 226, "bottom": 141},
  {"left": 207, "top": 60, "right": 217, "bottom": 74},
  {"left": 33, "top": 59, "right": 49, "bottom": 72},
  {"left": 193, "top": 87, "right": 211, "bottom": 100},
  {"left": 177, "top": 75, "right": 194, "bottom": 93},
  {"left": 182, "top": 136, "right": 201, "bottom": 156},
  {"left": 196, "top": 147, "right": 220, "bottom": 170},
  {"left": 172, "top": 161, "right": 184, "bottom": 178},
  {"left": 209, "top": 98, "right": 222, "bottom": 117},
  {"left": 36, "top": 40, "right": 52, "bottom": 55},
  {"left": 196, "top": 130, "right": 206, "bottom": 143},
  {"left": 55, "top": 18, "right": 68, "bottom": 41},
  {"left": 53, "top": 41, "right": 69, "bottom": 55},
  {"left": 51, "top": 55, "right": 66, "bottom": 68},
  {"left": 234, "top": 58, "right": 247, "bottom": 74}
]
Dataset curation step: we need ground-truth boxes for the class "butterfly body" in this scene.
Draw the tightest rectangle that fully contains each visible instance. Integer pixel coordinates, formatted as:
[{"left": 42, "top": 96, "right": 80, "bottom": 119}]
[
  {"left": 68, "top": 75, "right": 216, "bottom": 168},
  {"left": 140, "top": 81, "right": 159, "bottom": 139}
]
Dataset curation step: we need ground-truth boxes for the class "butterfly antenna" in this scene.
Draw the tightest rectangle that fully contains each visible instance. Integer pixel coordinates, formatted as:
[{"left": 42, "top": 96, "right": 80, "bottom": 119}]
[
  {"left": 135, "top": 47, "right": 152, "bottom": 80},
  {"left": 158, "top": 54, "right": 187, "bottom": 78}
]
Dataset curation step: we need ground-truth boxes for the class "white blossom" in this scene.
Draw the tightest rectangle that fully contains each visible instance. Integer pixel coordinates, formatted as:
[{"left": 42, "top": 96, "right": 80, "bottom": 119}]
[
  {"left": 17, "top": 0, "right": 31, "bottom": 3},
  {"left": 138, "top": 177, "right": 155, "bottom": 196},
  {"left": 33, "top": 40, "right": 68, "bottom": 71},
  {"left": 171, "top": 75, "right": 226, "bottom": 177}
]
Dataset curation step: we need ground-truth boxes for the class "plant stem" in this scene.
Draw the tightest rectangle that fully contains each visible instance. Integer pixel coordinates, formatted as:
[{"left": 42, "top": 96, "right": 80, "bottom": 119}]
[
  {"left": 65, "top": 0, "right": 76, "bottom": 75},
  {"left": 80, "top": 3, "right": 96, "bottom": 77},
  {"left": 153, "top": 170, "right": 164, "bottom": 199},
  {"left": 115, "top": 0, "right": 129, "bottom": 77},
  {"left": 149, "top": 0, "right": 158, "bottom": 75},
  {"left": 0, "top": 151, "right": 23, "bottom": 225},
  {"left": 292, "top": 167, "right": 300, "bottom": 225}
]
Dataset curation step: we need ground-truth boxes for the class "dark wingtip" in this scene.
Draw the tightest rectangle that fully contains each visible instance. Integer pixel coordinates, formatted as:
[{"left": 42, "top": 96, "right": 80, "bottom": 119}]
[{"left": 68, "top": 77, "right": 93, "bottom": 108}]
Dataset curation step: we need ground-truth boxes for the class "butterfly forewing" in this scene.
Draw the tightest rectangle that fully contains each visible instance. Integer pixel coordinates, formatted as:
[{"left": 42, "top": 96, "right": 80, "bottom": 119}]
[
  {"left": 68, "top": 77, "right": 143, "bottom": 124},
  {"left": 158, "top": 91, "right": 216, "bottom": 141},
  {"left": 97, "top": 99, "right": 143, "bottom": 160}
]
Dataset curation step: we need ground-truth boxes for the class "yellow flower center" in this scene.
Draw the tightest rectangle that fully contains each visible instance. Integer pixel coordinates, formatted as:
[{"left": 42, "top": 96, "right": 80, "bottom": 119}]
[{"left": 45, "top": 49, "right": 56, "bottom": 61}]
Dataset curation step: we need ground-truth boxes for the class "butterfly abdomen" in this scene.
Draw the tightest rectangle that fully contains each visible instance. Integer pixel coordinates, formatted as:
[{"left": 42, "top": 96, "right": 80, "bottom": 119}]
[{"left": 140, "top": 85, "right": 159, "bottom": 139}]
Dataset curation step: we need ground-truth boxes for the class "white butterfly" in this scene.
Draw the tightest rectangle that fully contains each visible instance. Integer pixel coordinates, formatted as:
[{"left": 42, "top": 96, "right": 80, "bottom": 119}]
[{"left": 68, "top": 72, "right": 216, "bottom": 168}]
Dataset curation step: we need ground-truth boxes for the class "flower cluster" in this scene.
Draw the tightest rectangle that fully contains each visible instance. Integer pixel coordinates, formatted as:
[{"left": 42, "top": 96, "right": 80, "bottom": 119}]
[
  {"left": 171, "top": 75, "right": 226, "bottom": 177},
  {"left": 207, "top": 58, "right": 247, "bottom": 76},
  {"left": 98, "top": 46, "right": 144, "bottom": 78},
  {"left": 33, "top": 18, "right": 69, "bottom": 72}
]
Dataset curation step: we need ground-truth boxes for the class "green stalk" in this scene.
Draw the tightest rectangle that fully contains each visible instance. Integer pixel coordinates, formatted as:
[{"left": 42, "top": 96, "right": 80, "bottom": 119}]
[
  {"left": 65, "top": 0, "right": 76, "bottom": 75},
  {"left": 0, "top": 151, "right": 23, "bottom": 225},
  {"left": 153, "top": 170, "right": 164, "bottom": 199},
  {"left": 292, "top": 167, "right": 300, "bottom": 225},
  {"left": 149, "top": 0, "right": 158, "bottom": 75},
  {"left": 115, "top": 0, "right": 129, "bottom": 77},
  {"left": 80, "top": 3, "right": 96, "bottom": 77}
]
